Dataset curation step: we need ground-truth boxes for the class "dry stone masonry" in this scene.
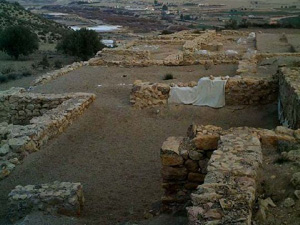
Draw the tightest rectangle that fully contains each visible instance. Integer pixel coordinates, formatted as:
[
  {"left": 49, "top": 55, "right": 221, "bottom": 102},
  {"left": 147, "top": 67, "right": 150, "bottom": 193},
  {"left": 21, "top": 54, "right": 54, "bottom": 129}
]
[
  {"left": 187, "top": 128, "right": 262, "bottom": 225},
  {"left": 278, "top": 67, "right": 300, "bottom": 129},
  {"left": 0, "top": 88, "right": 95, "bottom": 181},
  {"left": 161, "top": 125, "right": 222, "bottom": 211},
  {"left": 161, "top": 125, "right": 300, "bottom": 224},
  {"left": 130, "top": 77, "right": 277, "bottom": 108},
  {"left": 8, "top": 181, "right": 84, "bottom": 222}
]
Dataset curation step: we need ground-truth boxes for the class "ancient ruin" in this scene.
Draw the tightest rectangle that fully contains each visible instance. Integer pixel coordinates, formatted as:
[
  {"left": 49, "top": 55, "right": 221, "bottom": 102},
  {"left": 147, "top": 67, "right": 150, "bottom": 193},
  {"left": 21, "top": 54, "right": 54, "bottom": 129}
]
[{"left": 1, "top": 28, "right": 300, "bottom": 224}]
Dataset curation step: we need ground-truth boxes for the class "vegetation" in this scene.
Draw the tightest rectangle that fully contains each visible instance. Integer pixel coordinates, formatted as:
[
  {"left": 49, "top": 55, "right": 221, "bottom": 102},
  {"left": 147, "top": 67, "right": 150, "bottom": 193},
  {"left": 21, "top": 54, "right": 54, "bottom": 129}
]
[
  {"left": 0, "top": 0, "right": 69, "bottom": 42},
  {"left": 0, "top": 25, "right": 39, "bottom": 59},
  {"left": 163, "top": 73, "right": 174, "bottom": 80},
  {"left": 0, "top": 66, "right": 32, "bottom": 84},
  {"left": 57, "top": 28, "right": 105, "bottom": 60}
]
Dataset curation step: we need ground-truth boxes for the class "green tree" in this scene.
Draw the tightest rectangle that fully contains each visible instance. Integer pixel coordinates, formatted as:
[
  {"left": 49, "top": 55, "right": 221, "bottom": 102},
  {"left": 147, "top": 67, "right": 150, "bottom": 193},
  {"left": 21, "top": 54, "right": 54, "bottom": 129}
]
[
  {"left": 162, "top": 4, "right": 168, "bottom": 11},
  {"left": 0, "top": 26, "right": 39, "bottom": 60},
  {"left": 57, "top": 28, "right": 105, "bottom": 60}
]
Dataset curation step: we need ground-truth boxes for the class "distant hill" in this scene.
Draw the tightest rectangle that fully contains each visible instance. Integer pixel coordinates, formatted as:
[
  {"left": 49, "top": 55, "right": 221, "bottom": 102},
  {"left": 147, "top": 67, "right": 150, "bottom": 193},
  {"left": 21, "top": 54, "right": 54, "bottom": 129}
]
[
  {"left": 6, "top": 0, "right": 93, "bottom": 5},
  {"left": 0, "top": 0, "right": 70, "bottom": 42}
]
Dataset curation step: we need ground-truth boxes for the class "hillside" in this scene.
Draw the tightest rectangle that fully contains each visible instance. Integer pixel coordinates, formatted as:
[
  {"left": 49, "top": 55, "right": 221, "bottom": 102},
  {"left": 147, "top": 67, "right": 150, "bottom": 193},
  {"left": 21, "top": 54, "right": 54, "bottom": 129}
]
[{"left": 0, "top": 0, "right": 69, "bottom": 42}]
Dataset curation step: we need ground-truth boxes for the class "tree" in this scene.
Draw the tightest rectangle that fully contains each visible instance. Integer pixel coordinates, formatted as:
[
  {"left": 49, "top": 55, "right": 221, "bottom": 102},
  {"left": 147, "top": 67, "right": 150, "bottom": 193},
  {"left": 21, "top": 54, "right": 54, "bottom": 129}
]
[
  {"left": 57, "top": 28, "right": 105, "bottom": 60},
  {"left": 162, "top": 4, "right": 168, "bottom": 11},
  {"left": 0, "top": 26, "right": 39, "bottom": 60}
]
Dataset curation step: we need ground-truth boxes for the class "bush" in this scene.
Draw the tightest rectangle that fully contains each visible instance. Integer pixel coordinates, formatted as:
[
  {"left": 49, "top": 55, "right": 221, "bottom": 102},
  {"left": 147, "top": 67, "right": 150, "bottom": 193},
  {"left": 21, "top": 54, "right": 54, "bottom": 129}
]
[
  {"left": 57, "top": 28, "right": 105, "bottom": 60},
  {"left": 39, "top": 55, "right": 50, "bottom": 69},
  {"left": 161, "top": 30, "right": 174, "bottom": 35},
  {"left": 1, "top": 66, "right": 15, "bottom": 74},
  {"left": 22, "top": 70, "right": 32, "bottom": 77},
  {"left": 163, "top": 73, "right": 174, "bottom": 80},
  {"left": 0, "top": 74, "right": 8, "bottom": 83},
  {"left": 225, "top": 19, "right": 238, "bottom": 30},
  {"left": 0, "top": 25, "right": 39, "bottom": 59},
  {"left": 54, "top": 60, "right": 63, "bottom": 69},
  {"left": 7, "top": 73, "right": 19, "bottom": 80}
]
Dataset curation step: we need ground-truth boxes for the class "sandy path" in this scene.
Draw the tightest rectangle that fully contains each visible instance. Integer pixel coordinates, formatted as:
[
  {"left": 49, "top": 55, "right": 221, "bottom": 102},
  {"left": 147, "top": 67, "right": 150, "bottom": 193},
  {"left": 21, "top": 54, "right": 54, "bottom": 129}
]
[{"left": 0, "top": 65, "right": 279, "bottom": 224}]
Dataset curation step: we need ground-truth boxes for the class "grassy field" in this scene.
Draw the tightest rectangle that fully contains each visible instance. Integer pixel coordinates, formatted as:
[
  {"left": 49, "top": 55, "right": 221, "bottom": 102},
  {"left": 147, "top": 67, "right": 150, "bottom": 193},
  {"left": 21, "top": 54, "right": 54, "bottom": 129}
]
[{"left": 0, "top": 42, "right": 76, "bottom": 86}]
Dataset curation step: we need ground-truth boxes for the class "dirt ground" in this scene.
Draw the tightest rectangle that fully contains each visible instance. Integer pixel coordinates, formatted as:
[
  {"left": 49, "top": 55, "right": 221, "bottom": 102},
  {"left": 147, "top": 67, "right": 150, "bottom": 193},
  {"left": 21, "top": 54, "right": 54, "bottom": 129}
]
[
  {"left": 253, "top": 145, "right": 300, "bottom": 225},
  {"left": 0, "top": 65, "right": 279, "bottom": 225}
]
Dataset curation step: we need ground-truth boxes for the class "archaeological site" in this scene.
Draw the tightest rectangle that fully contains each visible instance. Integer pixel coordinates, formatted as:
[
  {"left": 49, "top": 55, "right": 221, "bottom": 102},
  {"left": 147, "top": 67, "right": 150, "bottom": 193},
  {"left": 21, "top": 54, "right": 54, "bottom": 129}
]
[{"left": 1, "top": 25, "right": 300, "bottom": 225}]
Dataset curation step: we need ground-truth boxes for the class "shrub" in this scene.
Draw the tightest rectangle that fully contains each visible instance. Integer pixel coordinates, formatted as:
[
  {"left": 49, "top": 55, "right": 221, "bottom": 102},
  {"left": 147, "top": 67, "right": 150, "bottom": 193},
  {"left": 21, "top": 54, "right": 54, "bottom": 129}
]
[
  {"left": 1, "top": 66, "right": 15, "bottom": 74},
  {"left": 163, "top": 73, "right": 174, "bottom": 80},
  {"left": 0, "top": 74, "right": 8, "bottom": 83},
  {"left": 161, "top": 30, "right": 174, "bottom": 35},
  {"left": 39, "top": 55, "right": 50, "bottom": 69},
  {"left": 225, "top": 19, "right": 238, "bottom": 30},
  {"left": 56, "top": 28, "right": 105, "bottom": 60},
  {"left": 22, "top": 70, "right": 32, "bottom": 77},
  {"left": 0, "top": 25, "right": 39, "bottom": 59},
  {"left": 54, "top": 60, "right": 63, "bottom": 69},
  {"left": 7, "top": 73, "right": 19, "bottom": 80}
]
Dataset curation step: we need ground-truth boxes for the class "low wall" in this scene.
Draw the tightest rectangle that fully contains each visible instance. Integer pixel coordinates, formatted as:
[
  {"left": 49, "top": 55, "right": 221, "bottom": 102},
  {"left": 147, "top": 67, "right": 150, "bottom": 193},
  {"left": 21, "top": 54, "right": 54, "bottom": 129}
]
[
  {"left": 8, "top": 181, "right": 84, "bottom": 221},
  {"left": 161, "top": 125, "right": 222, "bottom": 211},
  {"left": 187, "top": 128, "right": 262, "bottom": 225},
  {"left": 130, "top": 77, "right": 277, "bottom": 108},
  {"left": 33, "top": 61, "right": 87, "bottom": 86},
  {"left": 0, "top": 88, "right": 68, "bottom": 125},
  {"left": 278, "top": 67, "right": 300, "bottom": 129},
  {"left": 161, "top": 125, "right": 299, "bottom": 224},
  {"left": 0, "top": 88, "right": 95, "bottom": 181}
]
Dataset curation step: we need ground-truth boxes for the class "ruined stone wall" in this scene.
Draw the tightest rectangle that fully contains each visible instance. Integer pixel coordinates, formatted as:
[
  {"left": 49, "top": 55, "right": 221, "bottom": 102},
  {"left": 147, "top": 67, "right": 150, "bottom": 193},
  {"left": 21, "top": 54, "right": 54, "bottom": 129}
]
[
  {"left": 33, "top": 61, "right": 87, "bottom": 86},
  {"left": 183, "top": 30, "right": 217, "bottom": 51},
  {"left": 278, "top": 67, "right": 300, "bottom": 129},
  {"left": 161, "top": 125, "right": 299, "bottom": 223},
  {"left": 0, "top": 88, "right": 68, "bottom": 125},
  {"left": 187, "top": 127, "right": 262, "bottom": 225},
  {"left": 0, "top": 88, "right": 95, "bottom": 181},
  {"left": 161, "top": 125, "right": 222, "bottom": 211},
  {"left": 99, "top": 48, "right": 151, "bottom": 60},
  {"left": 130, "top": 77, "right": 277, "bottom": 108},
  {"left": 8, "top": 181, "right": 84, "bottom": 222}
]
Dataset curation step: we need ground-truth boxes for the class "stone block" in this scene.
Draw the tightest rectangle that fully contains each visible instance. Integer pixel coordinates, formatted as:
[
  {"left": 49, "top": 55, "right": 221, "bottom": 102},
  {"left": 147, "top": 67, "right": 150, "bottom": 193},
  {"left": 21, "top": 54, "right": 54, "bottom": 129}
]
[
  {"left": 161, "top": 166, "right": 188, "bottom": 181},
  {"left": 188, "top": 172, "right": 206, "bottom": 183},
  {"left": 193, "top": 134, "right": 220, "bottom": 150},
  {"left": 185, "top": 159, "right": 199, "bottom": 172},
  {"left": 8, "top": 181, "right": 84, "bottom": 221}
]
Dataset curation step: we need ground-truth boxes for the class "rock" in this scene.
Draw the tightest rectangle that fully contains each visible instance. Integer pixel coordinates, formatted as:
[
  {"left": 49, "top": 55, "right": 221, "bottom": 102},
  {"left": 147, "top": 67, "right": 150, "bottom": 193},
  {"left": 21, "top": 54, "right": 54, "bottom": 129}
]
[
  {"left": 281, "top": 149, "right": 300, "bottom": 162},
  {"left": 293, "top": 129, "right": 300, "bottom": 140},
  {"left": 189, "top": 150, "right": 204, "bottom": 160},
  {"left": 161, "top": 137, "right": 184, "bottom": 166},
  {"left": 8, "top": 137, "right": 30, "bottom": 153},
  {"left": 188, "top": 172, "right": 205, "bottom": 183},
  {"left": 0, "top": 161, "right": 15, "bottom": 180},
  {"left": 185, "top": 159, "right": 199, "bottom": 172},
  {"left": 291, "top": 172, "right": 300, "bottom": 189},
  {"left": 275, "top": 126, "right": 294, "bottom": 136},
  {"left": 161, "top": 166, "right": 187, "bottom": 181},
  {"left": 0, "top": 144, "right": 10, "bottom": 156},
  {"left": 282, "top": 198, "right": 295, "bottom": 208},
  {"left": 294, "top": 190, "right": 300, "bottom": 199},
  {"left": 193, "top": 134, "right": 219, "bottom": 150}
]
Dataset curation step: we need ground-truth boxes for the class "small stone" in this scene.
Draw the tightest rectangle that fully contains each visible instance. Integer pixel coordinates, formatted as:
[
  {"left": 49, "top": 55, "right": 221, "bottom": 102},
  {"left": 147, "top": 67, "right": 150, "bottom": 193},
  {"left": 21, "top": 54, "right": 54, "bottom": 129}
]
[
  {"left": 0, "top": 144, "right": 10, "bottom": 156},
  {"left": 189, "top": 150, "right": 204, "bottom": 160},
  {"left": 291, "top": 172, "right": 300, "bottom": 189},
  {"left": 294, "top": 190, "right": 300, "bottom": 199},
  {"left": 282, "top": 198, "right": 295, "bottom": 208}
]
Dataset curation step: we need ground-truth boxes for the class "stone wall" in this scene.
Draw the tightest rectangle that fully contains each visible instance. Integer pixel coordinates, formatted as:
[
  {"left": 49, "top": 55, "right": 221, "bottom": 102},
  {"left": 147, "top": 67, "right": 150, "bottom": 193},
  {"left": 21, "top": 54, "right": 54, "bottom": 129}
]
[
  {"left": 33, "top": 61, "right": 87, "bottom": 86},
  {"left": 161, "top": 125, "right": 222, "bottom": 211},
  {"left": 187, "top": 127, "right": 262, "bottom": 225},
  {"left": 278, "top": 67, "right": 300, "bottom": 129},
  {"left": 8, "top": 181, "right": 84, "bottom": 222},
  {"left": 130, "top": 77, "right": 277, "bottom": 108},
  {"left": 161, "top": 125, "right": 300, "bottom": 224},
  {"left": 0, "top": 88, "right": 95, "bottom": 181},
  {"left": 0, "top": 88, "right": 68, "bottom": 125}
]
